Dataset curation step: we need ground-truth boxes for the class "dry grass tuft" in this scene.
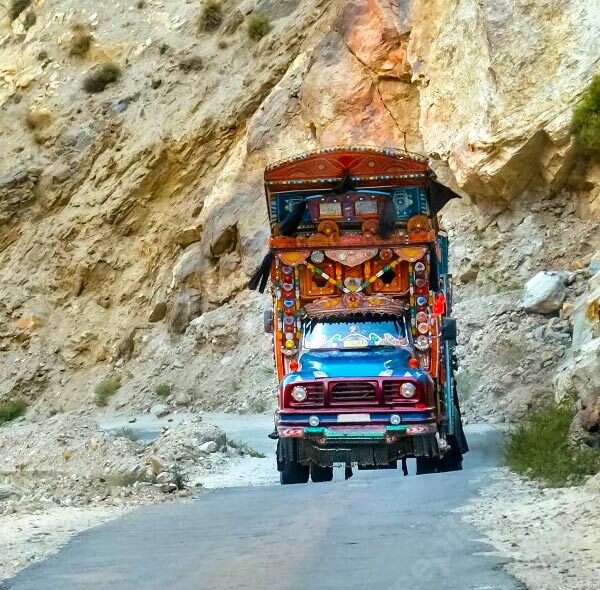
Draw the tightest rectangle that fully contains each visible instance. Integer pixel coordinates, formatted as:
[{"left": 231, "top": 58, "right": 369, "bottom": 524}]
[
  {"left": 69, "top": 25, "right": 93, "bottom": 56},
  {"left": 83, "top": 62, "right": 121, "bottom": 93},
  {"left": 198, "top": 0, "right": 223, "bottom": 32},
  {"left": 155, "top": 383, "right": 172, "bottom": 397},
  {"left": 179, "top": 55, "right": 203, "bottom": 72},
  {"left": 246, "top": 11, "right": 271, "bottom": 41},
  {"left": 24, "top": 108, "right": 51, "bottom": 130},
  {"left": 94, "top": 377, "right": 122, "bottom": 407}
]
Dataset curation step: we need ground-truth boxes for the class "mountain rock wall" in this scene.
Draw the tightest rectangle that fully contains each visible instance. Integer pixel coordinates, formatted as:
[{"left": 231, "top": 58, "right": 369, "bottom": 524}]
[{"left": 1, "top": 0, "right": 599, "bottom": 421}]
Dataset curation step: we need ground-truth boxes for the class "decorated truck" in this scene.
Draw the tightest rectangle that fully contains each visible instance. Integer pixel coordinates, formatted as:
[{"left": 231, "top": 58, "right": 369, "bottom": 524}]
[{"left": 249, "top": 146, "right": 468, "bottom": 484}]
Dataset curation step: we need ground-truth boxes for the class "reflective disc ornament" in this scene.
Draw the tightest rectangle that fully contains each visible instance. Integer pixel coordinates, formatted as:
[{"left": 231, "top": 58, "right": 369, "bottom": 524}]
[
  {"left": 417, "top": 322, "right": 429, "bottom": 334},
  {"left": 415, "top": 335, "right": 429, "bottom": 350},
  {"left": 282, "top": 282, "right": 294, "bottom": 292},
  {"left": 283, "top": 299, "right": 295, "bottom": 308},
  {"left": 414, "top": 262, "right": 426, "bottom": 272},
  {"left": 283, "top": 316, "right": 295, "bottom": 325},
  {"left": 310, "top": 251, "right": 325, "bottom": 263},
  {"left": 416, "top": 295, "right": 428, "bottom": 307},
  {"left": 416, "top": 311, "right": 428, "bottom": 323},
  {"left": 282, "top": 266, "right": 293, "bottom": 274}
]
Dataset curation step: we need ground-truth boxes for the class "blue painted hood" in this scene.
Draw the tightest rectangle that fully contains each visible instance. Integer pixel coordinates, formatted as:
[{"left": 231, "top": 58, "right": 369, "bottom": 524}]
[{"left": 281, "top": 347, "right": 431, "bottom": 388}]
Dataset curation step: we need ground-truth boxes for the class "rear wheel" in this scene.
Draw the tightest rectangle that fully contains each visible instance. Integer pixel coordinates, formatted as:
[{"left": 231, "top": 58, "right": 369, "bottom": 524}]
[
  {"left": 279, "top": 461, "right": 309, "bottom": 485},
  {"left": 415, "top": 456, "right": 438, "bottom": 475},
  {"left": 310, "top": 464, "right": 333, "bottom": 483}
]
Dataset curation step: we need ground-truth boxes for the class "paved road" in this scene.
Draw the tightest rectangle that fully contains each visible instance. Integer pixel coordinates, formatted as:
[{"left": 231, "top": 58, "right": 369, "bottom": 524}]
[{"left": 7, "top": 421, "right": 523, "bottom": 590}]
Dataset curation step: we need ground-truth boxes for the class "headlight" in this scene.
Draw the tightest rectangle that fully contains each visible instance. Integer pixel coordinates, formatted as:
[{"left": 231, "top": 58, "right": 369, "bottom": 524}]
[
  {"left": 390, "top": 414, "right": 401, "bottom": 425},
  {"left": 309, "top": 415, "right": 320, "bottom": 427},
  {"left": 400, "top": 383, "right": 416, "bottom": 398},
  {"left": 415, "top": 335, "right": 429, "bottom": 351},
  {"left": 291, "top": 386, "right": 307, "bottom": 402}
]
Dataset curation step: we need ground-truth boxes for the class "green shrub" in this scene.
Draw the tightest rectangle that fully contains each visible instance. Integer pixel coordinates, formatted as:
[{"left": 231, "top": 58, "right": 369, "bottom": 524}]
[
  {"left": 82, "top": 62, "right": 121, "bottom": 93},
  {"left": 171, "top": 465, "right": 188, "bottom": 490},
  {"left": 0, "top": 400, "right": 28, "bottom": 425},
  {"left": 246, "top": 12, "right": 271, "bottom": 41},
  {"left": 199, "top": 0, "right": 223, "bottom": 32},
  {"left": 114, "top": 426, "right": 139, "bottom": 442},
  {"left": 9, "top": 0, "right": 31, "bottom": 21},
  {"left": 155, "top": 383, "right": 172, "bottom": 397},
  {"left": 69, "top": 25, "right": 93, "bottom": 56},
  {"left": 572, "top": 75, "right": 600, "bottom": 154},
  {"left": 231, "top": 439, "right": 266, "bottom": 458},
  {"left": 94, "top": 377, "right": 122, "bottom": 407},
  {"left": 504, "top": 402, "right": 600, "bottom": 487}
]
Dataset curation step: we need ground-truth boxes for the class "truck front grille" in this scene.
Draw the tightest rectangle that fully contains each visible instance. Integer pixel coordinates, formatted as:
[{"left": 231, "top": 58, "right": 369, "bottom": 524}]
[{"left": 330, "top": 381, "right": 377, "bottom": 404}]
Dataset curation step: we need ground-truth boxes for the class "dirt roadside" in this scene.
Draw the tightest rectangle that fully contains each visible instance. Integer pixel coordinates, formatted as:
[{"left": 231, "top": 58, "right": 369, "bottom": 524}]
[{"left": 462, "top": 469, "right": 600, "bottom": 590}]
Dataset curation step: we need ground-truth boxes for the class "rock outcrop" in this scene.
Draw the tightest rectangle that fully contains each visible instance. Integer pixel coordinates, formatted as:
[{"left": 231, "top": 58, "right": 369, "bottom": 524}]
[{"left": 0, "top": 0, "right": 599, "bottom": 419}]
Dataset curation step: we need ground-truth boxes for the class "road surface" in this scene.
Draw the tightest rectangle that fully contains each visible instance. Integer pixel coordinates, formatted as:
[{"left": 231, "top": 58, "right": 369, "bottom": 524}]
[{"left": 5, "top": 417, "right": 524, "bottom": 590}]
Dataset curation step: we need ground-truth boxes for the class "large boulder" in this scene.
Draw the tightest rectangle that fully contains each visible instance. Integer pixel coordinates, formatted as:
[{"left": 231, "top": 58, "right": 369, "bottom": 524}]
[{"left": 521, "top": 271, "right": 566, "bottom": 314}]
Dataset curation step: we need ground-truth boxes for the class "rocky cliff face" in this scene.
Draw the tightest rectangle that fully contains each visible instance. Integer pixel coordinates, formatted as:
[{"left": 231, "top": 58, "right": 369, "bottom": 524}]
[{"left": 1, "top": 1, "right": 599, "bottom": 431}]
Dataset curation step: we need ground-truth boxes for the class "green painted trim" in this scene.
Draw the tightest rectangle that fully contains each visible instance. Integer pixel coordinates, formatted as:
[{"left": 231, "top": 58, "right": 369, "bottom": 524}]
[{"left": 387, "top": 425, "right": 408, "bottom": 433}]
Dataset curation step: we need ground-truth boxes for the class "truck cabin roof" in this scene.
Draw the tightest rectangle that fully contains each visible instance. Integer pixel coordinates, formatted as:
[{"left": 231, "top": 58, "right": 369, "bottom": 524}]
[{"left": 263, "top": 146, "right": 460, "bottom": 236}]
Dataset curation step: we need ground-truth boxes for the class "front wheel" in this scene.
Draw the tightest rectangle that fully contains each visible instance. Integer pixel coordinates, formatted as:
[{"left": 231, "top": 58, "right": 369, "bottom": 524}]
[
  {"left": 279, "top": 461, "right": 309, "bottom": 485},
  {"left": 415, "top": 456, "right": 438, "bottom": 475},
  {"left": 311, "top": 464, "right": 333, "bottom": 483}
]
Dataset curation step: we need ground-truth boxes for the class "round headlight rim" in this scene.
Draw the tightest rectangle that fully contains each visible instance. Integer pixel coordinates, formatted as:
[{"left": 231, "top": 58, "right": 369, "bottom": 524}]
[
  {"left": 291, "top": 385, "right": 308, "bottom": 402},
  {"left": 400, "top": 382, "right": 417, "bottom": 399}
]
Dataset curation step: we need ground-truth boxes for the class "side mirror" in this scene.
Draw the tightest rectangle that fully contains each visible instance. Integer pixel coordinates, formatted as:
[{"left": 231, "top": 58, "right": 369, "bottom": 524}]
[
  {"left": 442, "top": 317, "right": 457, "bottom": 341},
  {"left": 263, "top": 309, "right": 273, "bottom": 333}
]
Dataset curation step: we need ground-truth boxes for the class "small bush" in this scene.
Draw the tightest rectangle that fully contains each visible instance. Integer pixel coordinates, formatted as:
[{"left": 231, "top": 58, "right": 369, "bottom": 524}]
[
  {"left": 9, "top": 0, "right": 31, "bottom": 21},
  {"left": 231, "top": 439, "right": 266, "bottom": 458},
  {"left": 179, "top": 56, "right": 203, "bottom": 72},
  {"left": 155, "top": 383, "right": 172, "bottom": 397},
  {"left": 0, "top": 400, "right": 28, "bottom": 425},
  {"left": 94, "top": 377, "right": 122, "bottom": 407},
  {"left": 24, "top": 108, "right": 51, "bottom": 130},
  {"left": 246, "top": 12, "right": 271, "bottom": 41},
  {"left": 114, "top": 426, "right": 139, "bottom": 442},
  {"left": 199, "top": 0, "right": 223, "bottom": 32},
  {"left": 171, "top": 466, "right": 188, "bottom": 490},
  {"left": 505, "top": 402, "right": 600, "bottom": 487},
  {"left": 573, "top": 75, "right": 600, "bottom": 155},
  {"left": 136, "top": 0, "right": 146, "bottom": 8},
  {"left": 83, "top": 62, "right": 121, "bottom": 93},
  {"left": 37, "top": 49, "right": 48, "bottom": 61},
  {"left": 69, "top": 25, "right": 93, "bottom": 56}
]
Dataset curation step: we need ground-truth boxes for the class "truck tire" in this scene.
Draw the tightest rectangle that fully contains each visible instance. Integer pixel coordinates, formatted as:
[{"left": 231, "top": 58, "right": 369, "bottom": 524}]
[
  {"left": 438, "top": 442, "right": 463, "bottom": 472},
  {"left": 415, "top": 457, "right": 438, "bottom": 475},
  {"left": 279, "top": 461, "right": 309, "bottom": 485},
  {"left": 310, "top": 464, "right": 333, "bottom": 483}
]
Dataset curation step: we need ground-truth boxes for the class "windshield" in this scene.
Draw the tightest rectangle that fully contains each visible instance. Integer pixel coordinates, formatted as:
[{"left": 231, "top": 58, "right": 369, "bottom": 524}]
[{"left": 302, "top": 319, "right": 407, "bottom": 350}]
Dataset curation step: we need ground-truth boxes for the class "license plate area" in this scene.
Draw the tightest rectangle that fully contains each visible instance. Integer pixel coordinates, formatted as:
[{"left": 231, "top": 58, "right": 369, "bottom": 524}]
[{"left": 337, "top": 413, "right": 370, "bottom": 423}]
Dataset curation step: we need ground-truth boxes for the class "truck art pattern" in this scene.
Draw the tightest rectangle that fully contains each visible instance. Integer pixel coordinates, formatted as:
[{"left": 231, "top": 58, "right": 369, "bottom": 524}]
[{"left": 250, "top": 146, "right": 468, "bottom": 484}]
